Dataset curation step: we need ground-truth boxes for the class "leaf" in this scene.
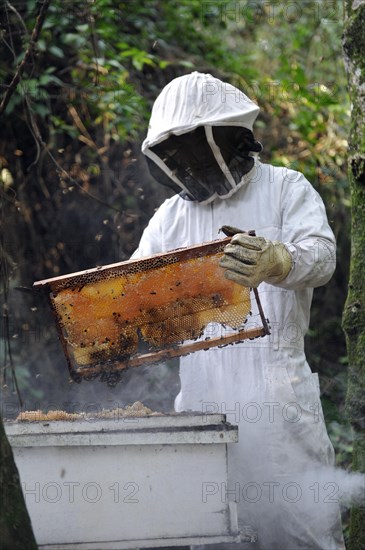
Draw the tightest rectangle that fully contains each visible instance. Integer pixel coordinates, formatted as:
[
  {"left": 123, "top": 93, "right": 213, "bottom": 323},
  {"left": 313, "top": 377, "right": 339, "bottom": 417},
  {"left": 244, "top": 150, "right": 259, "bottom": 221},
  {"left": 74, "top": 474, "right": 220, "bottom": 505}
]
[
  {"left": 49, "top": 46, "right": 64, "bottom": 58},
  {"left": 178, "top": 60, "right": 194, "bottom": 68},
  {"left": 39, "top": 74, "right": 63, "bottom": 86},
  {"left": 63, "top": 33, "right": 86, "bottom": 48},
  {"left": 32, "top": 103, "right": 50, "bottom": 117},
  {"left": 158, "top": 60, "right": 170, "bottom": 69},
  {"left": 76, "top": 24, "right": 89, "bottom": 33}
]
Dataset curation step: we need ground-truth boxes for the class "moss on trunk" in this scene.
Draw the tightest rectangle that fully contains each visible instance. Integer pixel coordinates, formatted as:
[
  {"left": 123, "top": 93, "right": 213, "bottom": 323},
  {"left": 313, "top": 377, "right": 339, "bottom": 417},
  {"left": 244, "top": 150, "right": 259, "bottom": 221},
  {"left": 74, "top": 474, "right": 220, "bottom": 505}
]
[
  {"left": 342, "top": 2, "right": 365, "bottom": 548},
  {"left": 0, "top": 416, "right": 38, "bottom": 550}
]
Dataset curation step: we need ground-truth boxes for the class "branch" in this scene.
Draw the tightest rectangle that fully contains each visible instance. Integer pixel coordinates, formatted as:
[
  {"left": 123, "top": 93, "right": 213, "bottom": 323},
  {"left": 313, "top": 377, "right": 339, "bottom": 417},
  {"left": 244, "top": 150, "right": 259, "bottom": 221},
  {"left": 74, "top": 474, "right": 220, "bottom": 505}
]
[{"left": 0, "top": 0, "right": 51, "bottom": 117}]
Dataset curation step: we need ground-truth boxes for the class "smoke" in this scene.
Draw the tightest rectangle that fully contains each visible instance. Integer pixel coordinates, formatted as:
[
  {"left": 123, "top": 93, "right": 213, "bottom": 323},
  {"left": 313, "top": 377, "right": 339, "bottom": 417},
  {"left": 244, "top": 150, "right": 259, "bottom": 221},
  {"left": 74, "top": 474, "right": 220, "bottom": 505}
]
[
  {"left": 195, "top": 388, "right": 365, "bottom": 549},
  {"left": 320, "top": 465, "right": 365, "bottom": 508},
  {"left": 223, "top": 417, "right": 364, "bottom": 549}
]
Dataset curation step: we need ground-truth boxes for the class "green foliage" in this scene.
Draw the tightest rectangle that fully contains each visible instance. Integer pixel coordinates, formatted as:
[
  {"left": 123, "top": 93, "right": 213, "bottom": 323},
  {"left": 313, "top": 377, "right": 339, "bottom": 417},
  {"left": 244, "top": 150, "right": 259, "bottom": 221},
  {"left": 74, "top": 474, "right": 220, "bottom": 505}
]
[{"left": 1, "top": 1, "right": 349, "bottom": 171}]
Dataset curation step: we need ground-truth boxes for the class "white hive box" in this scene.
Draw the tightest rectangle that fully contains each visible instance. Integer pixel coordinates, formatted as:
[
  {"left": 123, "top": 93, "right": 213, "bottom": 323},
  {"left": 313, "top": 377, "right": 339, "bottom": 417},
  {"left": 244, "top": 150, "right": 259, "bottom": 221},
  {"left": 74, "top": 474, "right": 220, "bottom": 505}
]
[{"left": 5, "top": 413, "right": 252, "bottom": 549}]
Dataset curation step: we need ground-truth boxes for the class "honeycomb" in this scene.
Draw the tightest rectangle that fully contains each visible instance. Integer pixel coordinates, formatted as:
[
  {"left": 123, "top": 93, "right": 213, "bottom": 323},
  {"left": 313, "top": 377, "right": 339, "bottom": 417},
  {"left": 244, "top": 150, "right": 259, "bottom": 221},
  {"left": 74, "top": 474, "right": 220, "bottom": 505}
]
[
  {"left": 16, "top": 402, "right": 160, "bottom": 421},
  {"left": 36, "top": 238, "right": 254, "bottom": 382}
]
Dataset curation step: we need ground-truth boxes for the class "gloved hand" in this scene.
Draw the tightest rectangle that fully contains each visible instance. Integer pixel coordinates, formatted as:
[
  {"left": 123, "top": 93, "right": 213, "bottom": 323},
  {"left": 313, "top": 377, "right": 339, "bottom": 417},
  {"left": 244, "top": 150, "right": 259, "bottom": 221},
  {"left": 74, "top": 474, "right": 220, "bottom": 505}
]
[{"left": 220, "top": 233, "right": 292, "bottom": 287}]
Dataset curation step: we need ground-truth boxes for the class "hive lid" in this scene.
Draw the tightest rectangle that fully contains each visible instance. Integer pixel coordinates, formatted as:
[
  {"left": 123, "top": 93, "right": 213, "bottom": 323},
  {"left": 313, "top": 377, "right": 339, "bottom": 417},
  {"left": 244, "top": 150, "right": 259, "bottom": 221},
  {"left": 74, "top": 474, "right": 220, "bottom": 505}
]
[{"left": 6, "top": 412, "right": 239, "bottom": 446}]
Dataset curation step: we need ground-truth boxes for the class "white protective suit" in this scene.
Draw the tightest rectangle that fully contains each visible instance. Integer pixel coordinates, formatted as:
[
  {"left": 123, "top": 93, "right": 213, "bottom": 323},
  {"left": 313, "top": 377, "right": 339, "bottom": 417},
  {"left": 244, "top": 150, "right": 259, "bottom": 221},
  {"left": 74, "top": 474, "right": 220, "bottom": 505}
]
[{"left": 134, "top": 73, "right": 345, "bottom": 549}]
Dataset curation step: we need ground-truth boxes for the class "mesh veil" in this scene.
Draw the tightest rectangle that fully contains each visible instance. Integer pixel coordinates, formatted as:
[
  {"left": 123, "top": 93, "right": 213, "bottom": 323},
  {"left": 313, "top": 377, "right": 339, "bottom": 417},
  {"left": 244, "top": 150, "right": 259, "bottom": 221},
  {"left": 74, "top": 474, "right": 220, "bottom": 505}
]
[{"left": 147, "top": 126, "right": 262, "bottom": 202}]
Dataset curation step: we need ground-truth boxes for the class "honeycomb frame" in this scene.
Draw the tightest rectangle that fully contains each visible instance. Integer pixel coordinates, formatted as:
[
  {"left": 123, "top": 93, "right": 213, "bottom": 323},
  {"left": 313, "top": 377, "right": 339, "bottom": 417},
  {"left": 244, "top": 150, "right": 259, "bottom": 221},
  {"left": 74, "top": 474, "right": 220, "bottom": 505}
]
[{"left": 34, "top": 237, "right": 270, "bottom": 384}]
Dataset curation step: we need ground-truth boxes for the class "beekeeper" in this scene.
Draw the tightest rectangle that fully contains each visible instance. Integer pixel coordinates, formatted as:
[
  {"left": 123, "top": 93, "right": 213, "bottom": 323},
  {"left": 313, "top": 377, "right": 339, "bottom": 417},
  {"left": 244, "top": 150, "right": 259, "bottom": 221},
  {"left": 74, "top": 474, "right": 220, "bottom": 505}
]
[{"left": 133, "top": 72, "right": 344, "bottom": 549}]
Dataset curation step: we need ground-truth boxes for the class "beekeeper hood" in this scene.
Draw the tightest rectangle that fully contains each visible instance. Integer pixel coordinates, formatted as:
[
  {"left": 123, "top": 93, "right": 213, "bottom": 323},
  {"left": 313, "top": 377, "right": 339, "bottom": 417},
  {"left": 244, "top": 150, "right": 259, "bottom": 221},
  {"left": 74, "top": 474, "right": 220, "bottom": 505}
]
[{"left": 142, "top": 72, "right": 262, "bottom": 204}]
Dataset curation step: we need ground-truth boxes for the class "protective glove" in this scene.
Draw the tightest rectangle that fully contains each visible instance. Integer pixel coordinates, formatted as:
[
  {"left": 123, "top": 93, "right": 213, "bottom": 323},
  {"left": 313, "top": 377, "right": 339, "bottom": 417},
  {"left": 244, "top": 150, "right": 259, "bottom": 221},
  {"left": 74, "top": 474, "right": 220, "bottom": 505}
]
[{"left": 220, "top": 232, "right": 292, "bottom": 288}]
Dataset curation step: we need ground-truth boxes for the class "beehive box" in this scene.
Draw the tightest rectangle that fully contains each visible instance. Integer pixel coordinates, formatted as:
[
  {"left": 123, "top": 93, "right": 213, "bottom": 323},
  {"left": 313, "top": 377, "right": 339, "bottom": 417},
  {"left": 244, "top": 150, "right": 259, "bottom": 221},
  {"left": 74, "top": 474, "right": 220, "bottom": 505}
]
[{"left": 5, "top": 413, "right": 258, "bottom": 549}]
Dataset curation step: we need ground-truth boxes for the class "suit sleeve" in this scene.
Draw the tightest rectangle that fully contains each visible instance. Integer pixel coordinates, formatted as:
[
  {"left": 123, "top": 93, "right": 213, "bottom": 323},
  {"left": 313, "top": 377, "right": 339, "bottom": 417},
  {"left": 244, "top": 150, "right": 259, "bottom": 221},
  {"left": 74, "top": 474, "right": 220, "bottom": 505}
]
[{"left": 277, "top": 173, "right": 336, "bottom": 290}]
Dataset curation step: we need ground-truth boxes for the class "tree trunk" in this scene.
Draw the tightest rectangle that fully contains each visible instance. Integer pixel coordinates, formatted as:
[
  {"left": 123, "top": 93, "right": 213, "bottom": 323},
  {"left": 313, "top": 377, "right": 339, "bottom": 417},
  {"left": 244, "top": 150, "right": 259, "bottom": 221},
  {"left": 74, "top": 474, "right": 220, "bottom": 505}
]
[
  {"left": 0, "top": 415, "right": 38, "bottom": 550},
  {"left": 342, "top": 2, "right": 365, "bottom": 549}
]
